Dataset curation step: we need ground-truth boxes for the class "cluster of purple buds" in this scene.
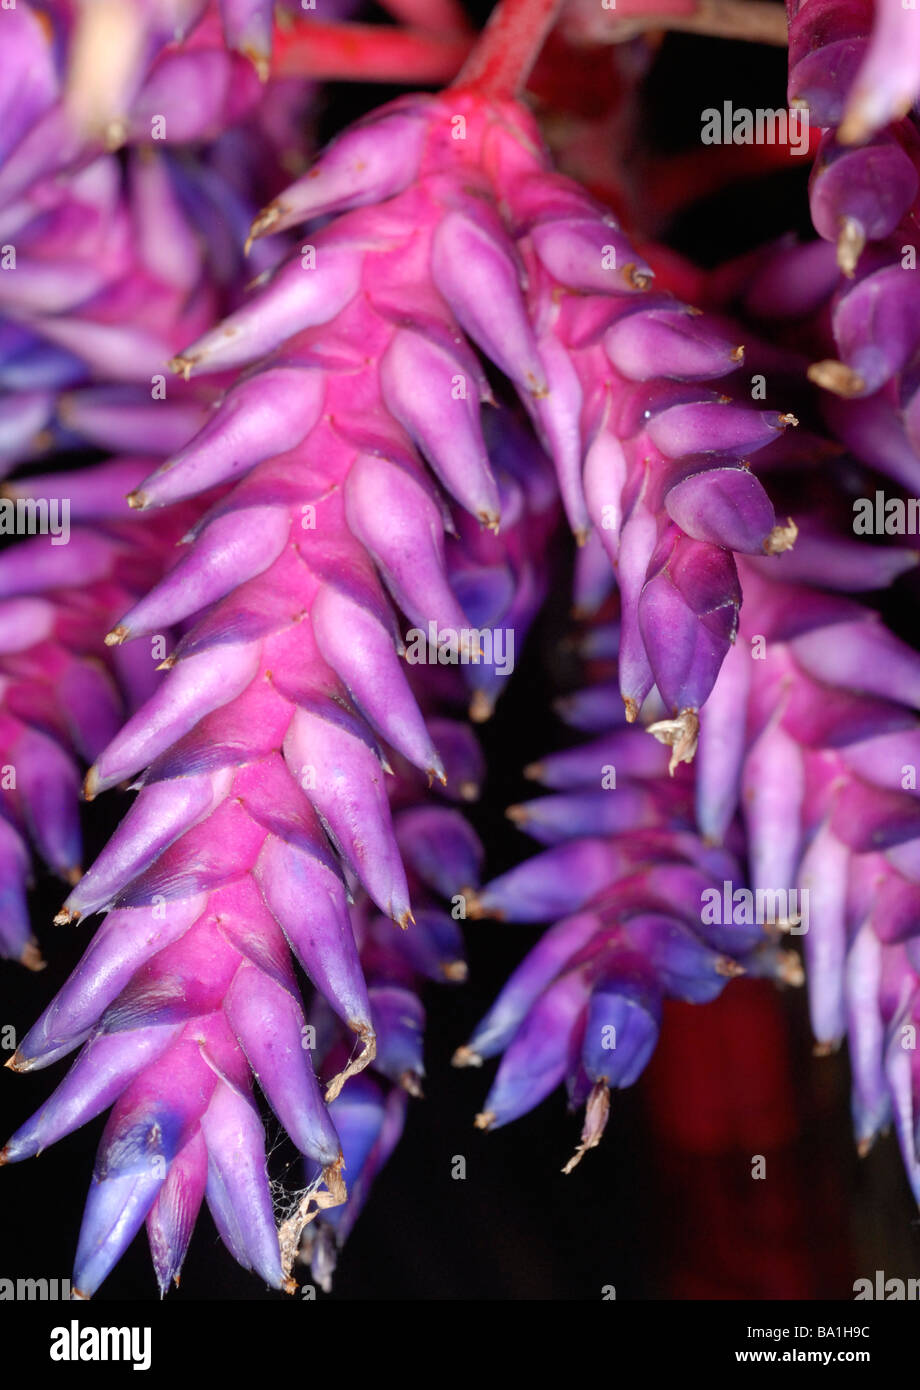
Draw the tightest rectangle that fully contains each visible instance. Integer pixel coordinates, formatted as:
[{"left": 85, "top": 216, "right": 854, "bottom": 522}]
[
  {"left": 0, "top": 0, "right": 315, "bottom": 477},
  {"left": 0, "top": 462, "right": 197, "bottom": 970},
  {"left": 454, "top": 607, "right": 801, "bottom": 1170},
  {"left": 698, "top": 557, "right": 920, "bottom": 1190},
  {"left": 226, "top": 87, "right": 802, "bottom": 766},
  {"left": 302, "top": 797, "right": 482, "bottom": 1289},
  {"left": 787, "top": 0, "right": 920, "bottom": 146},
  {"left": 1, "top": 371, "right": 555, "bottom": 1292},
  {"left": 784, "top": 0, "right": 920, "bottom": 502}
]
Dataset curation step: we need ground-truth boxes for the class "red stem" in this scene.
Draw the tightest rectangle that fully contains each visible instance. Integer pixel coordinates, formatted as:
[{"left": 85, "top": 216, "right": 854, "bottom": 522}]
[
  {"left": 451, "top": 0, "right": 566, "bottom": 98},
  {"left": 375, "top": 0, "right": 473, "bottom": 35},
  {"left": 272, "top": 20, "right": 472, "bottom": 84}
]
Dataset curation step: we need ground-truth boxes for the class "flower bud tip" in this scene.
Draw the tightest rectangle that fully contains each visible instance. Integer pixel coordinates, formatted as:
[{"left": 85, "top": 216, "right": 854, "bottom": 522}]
[
  {"left": 646, "top": 709, "right": 699, "bottom": 773},
  {"left": 807, "top": 361, "right": 865, "bottom": 398},
  {"left": 837, "top": 217, "right": 865, "bottom": 278},
  {"left": 763, "top": 518, "right": 798, "bottom": 555},
  {"left": 469, "top": 690, "right": 494, "bottom": 723},
  {"left": 246, "top": 204, "right": 283, "bottom": 253},
  {"left": 400, "top": 1070, "right": 424, "bottom": 1098},
  {"left": 168, "top": 356, "right": 193, "bottom": 382},
  {"left": 20, "top": 941, "right": 46, "bottom": 972}
]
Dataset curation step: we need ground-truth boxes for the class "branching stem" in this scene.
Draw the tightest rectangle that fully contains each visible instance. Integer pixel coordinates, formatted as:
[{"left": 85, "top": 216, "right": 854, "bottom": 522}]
[{"left": 451, "top": 0, "right": 565, "bottom": 98}]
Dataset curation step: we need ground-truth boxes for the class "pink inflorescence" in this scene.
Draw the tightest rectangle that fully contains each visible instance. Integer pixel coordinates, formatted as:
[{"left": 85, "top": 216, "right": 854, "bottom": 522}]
[{"left": 3, "top": 0, "right": 920, "bottom": 1300}]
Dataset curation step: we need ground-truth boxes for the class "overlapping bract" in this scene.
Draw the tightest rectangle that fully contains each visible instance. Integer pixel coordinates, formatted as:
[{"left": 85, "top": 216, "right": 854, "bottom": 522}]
[
  {"left": 0, "top": 463, "right": 201, "bottom": 969},
  {"left": 783, "top": 0, "right": 920, "bottom": 503},
  {"left": 2, "top": 385, "right": 556, "bottom": 1294},
  {"left": 698, "top": 558, "right": 920, "bottom": 1192},
  {"left": 0, "top": 0, "right": 311, "bottom": 478},
  {"left": 214, "top": 87, "right": 798, "bottom": 750},
  {"left": 787, "top": 0, "right": 920, "bottom": 146},
  {"left": 0, "top": 1, "right": 306, "bottom": 968},
  {"left": 455, "top": 610, "right": 801, "bottom": 1169}
]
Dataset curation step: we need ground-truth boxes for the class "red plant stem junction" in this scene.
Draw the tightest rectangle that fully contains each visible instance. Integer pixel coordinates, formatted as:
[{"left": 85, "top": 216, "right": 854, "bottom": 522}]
[{"left": 452, "top": 0, "right": 567, "bottom": 98}]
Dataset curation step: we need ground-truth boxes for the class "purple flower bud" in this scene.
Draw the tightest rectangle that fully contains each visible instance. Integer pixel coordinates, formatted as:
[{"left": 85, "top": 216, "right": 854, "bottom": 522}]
[
  {"left": 73, "top": 1169, "right": 166, "bottom": 1300},
  {"left": 63, "top": 770, "right": 233, "bottom": 920},
  {"left": 344, "top": 454, "right": 471, "bottom": 639},
  {"left": 255, "top": 834, "right": 374, "bottom": 1054},
  {"left": 224, "top": 960, "right": 342, "bottom": 1166},
  {"left": 146, "top": 1129, "right": 208, "bottom": 1295},
  {"left": 311, "top": 585, "right": 446, "bottom": 781},
  {"left": 378, "top": 325, "right": 500, "bottom": 525},
  {"left": 605, "top": 307, "right": 743, "bottom": 382},
  {"left": 367, "top": 984, "right": 425, "bottom": 1092},
  {"left": 664, "top": 466, "right": 792, "bottom": 556},
  {"left": 172, "top": 244, "right": 362, "bottom": 376},
  {"left": 622, "top": 912, "right": 738, "bottom": 1005},
  {"left": 394, "top": 806, "right": 483, "bottom": 897},
  {"left": 430, "top": 210, "right": 547, "bottom": 396},
  {"left": 647, "top": 400, "right": 794, "bottom": 459},
  {"left": 813, "top": 266, "right": 920, "bottom": 398},
  {"left": 15, "top": 899, "right": 206, "bottom": 1069},
  {"left": 476, "top": 969, "right": 590, "bottom": 1130},
  {"left": 639, "top": 533, "right": 740, "bottom": 719},
  {"left": 3, "top": 1023, "right": 183, "bottom": 1164},
  {"left": 786, "top": 0, "right": 870, "bottom": 128},
  {"left": 86, "top": 640, "right": 262, "bottom": 795},
  {"left": 132, "top": 368, "right": 325, "bottom": 506},
  {"left": 581, "top": 969, "right": 661, "bottom": 1088},
  {"left": 799, "top": 823, "right": 850, "bottom": 1048},
  {"left": 248, "top": 103, "right": 432, "bottom": 241},
  {"left": 809, "top": 134, "right": 918, "bottom": 275},
  {"left": 507, "top": 783, "right": 682, "bottom": 846},
  {"left": 458, "top": 911, "right": 602, "bottom": 1064},
  {"left": 469, "top": 839, "right": 627, "bottom": 922},
  {"left": 201, "top": 1077, "right": 288, "bottom": 1291},
  {"left": 283, "top": 704, "right": 411, "bottom": 925},
  {"left": 526, "top": 728, "right": 669, "bottom": 790}
]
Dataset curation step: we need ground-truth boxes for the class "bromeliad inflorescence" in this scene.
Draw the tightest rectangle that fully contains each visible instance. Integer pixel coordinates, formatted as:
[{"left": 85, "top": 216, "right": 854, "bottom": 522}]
[{"left": 3, "top": 0, "right": 920, "bottom": 1301}]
